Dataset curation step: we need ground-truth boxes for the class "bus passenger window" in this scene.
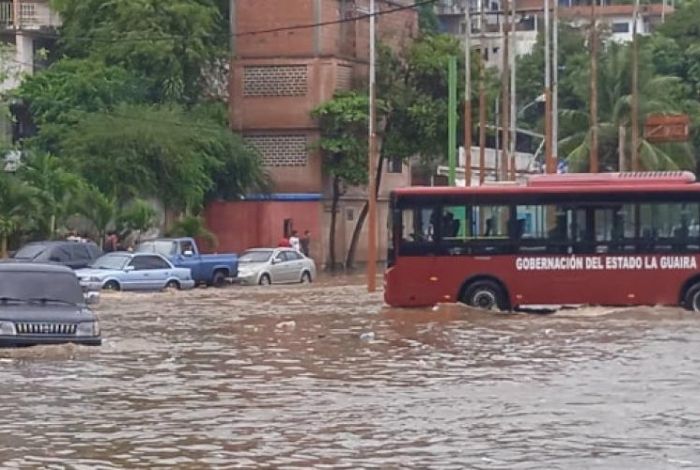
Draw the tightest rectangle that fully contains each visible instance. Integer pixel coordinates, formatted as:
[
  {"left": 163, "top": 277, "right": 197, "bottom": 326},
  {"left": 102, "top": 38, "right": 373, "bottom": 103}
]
[
  {"left": 640, "top": 202, "right": 700, "bottom": 253},
  {"left": 515, "top": 205, "right": 574, "bottom": 253},
  {"left": 398, "top": 207, "right": 437, "bottom": 255}
]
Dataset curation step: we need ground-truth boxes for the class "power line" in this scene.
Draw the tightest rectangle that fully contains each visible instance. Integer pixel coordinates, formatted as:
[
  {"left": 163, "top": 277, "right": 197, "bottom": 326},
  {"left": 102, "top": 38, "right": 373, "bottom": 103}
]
[{"left": 20, "top": 0, "right": 436, "bottom": 45}]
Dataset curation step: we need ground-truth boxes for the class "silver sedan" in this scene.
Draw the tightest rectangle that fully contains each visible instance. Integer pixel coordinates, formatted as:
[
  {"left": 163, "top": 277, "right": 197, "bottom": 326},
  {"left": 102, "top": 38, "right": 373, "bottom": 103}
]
[{"left": 236, "top": 248, "right": 316, "bottom": 285}]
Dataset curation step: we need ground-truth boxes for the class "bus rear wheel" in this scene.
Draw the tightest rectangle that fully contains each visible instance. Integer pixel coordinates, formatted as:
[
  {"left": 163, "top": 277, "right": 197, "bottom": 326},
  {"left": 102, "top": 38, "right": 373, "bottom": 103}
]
[
  {"left": 461, "top": 280, "right": 508, "bottom": 311},
  {"left": 683, "top": 283, "right": 700, "bottom": 312}
]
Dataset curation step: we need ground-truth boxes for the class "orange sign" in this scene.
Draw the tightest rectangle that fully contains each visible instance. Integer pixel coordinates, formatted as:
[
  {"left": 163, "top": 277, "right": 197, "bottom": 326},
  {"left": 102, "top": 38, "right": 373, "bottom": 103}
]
[{"left": 644, "top": 114, "right": 690, "bottom": 143}]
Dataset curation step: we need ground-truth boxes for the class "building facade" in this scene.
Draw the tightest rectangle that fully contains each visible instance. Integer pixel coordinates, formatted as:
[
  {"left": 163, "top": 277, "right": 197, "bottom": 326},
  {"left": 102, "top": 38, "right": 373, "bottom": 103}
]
[
  {"left": 206, "top": 0, "right": 418, "bottom": 266},
  {"left": 0, "top": 0, "right": 58, "bottom": 92},
  {"left": 435, "top": 0, "right": 673, "bottom": 70}
]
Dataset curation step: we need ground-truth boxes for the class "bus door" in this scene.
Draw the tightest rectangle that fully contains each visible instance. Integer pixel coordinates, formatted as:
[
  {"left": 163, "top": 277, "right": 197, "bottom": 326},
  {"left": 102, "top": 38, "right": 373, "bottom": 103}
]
[
  {"left": 394, "top": 205, "right": 442, "bottom": 305},
  {"left": 512, "top": 204, "right": 582, "bottom": 305}
]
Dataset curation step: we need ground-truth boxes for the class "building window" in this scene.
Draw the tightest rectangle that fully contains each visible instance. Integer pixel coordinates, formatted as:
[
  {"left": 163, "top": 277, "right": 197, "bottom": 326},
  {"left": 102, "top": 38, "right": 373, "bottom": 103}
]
[
  {"left": 611, "top": 22, "right": 630, "bottom": 33},
  {"left": 388, "top": 156, "right": 403, "bottom": 174},
  {"left": 243, "top": 65, "right": 308, "bottom": 97},
  {"left": 244, "top": 135, "right": 309, "bottom": 167},
  {"left": 336, "top": 65, "right": 353, "bottom": 91}
]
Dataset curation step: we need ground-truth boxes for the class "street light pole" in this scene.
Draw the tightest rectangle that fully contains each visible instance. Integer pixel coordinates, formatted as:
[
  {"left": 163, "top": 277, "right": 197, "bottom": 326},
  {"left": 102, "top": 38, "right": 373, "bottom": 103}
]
[
  {"left": 464, "top": 0, "right": 473, "bottom": 186},
  {"left": 367, "top": 0, "right": 378, "bottom": 292},
  {"left": 509, "top": 0, "right": 517, "bottom": 180},
  {"left": 631, "top": 0, "right": 640, "bottom": 171},
  {"left": 544, "top": 0, "right": 553, "bottom": 173}
]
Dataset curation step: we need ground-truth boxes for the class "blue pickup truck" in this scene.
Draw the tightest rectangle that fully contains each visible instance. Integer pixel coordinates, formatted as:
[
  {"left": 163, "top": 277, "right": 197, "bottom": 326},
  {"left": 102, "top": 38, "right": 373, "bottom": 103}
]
[{"left": 136, "top": 238, "right": 237, "bottom": 286}]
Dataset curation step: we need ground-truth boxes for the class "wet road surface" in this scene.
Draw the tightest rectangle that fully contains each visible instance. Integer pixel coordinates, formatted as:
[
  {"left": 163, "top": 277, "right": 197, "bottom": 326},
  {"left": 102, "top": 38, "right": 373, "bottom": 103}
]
[{"left": 1, "top": 276, "right": 699, "bottom": 468}]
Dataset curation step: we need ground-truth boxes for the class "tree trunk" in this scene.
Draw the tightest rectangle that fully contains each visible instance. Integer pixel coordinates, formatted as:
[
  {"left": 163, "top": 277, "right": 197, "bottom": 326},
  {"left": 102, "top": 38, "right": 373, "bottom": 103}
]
[
  {"left": 50, "top": 214, "right": 56, "bottom": 239},
  {"left": 0, "top": 235, "right": 7, "bottom": 259},
  {"left": 345, "top": 152, "right": 385, "bottom": 269},
  {"left": 328, "top": 175, "right": 341, "bottom": 271}
]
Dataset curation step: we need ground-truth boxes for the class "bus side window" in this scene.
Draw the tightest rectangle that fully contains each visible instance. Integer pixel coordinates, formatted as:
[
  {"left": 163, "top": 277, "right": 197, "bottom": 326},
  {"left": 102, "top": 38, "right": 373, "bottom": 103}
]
[
  {"left": 469, "top": 205, "right": 510, "bottom": 254},
  {"left": 640, "top": 202, "right": 699, "bottom": 253},
  {"left": 398, "top": 207, "right": 437, "bottom": 255},
  {"left": 515, "top": 205, "right": 574, "bottom": 254}
]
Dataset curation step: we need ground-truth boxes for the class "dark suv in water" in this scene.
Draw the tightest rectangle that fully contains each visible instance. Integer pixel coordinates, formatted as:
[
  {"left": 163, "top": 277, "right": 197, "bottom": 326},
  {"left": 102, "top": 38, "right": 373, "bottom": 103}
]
[
  {"left": 13, "top": 241, "right": 101, "bottom": 269},
  {"left": 0, "top": 263, "right": 101, "bottom": 347}
]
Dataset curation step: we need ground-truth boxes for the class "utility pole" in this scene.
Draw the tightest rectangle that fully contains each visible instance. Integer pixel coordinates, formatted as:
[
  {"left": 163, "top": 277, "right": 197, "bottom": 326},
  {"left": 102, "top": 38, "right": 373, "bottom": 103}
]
[
  {"left": 479, "top": 0, "right": 487, "bottom": 184},
  {"left": 448, "top": 56, "right": 458, "bottom": 185},
  {"left": 500, "top": 0, "right": 510, "bottom": 181},
  {"left": 464, "top": 0, "right": 473, "bottom": 186},
  {"left": 589, "top": 0, "right": 599, "bottom": 173},
  {"left": 367, "top": 0, "right": 377, "bottom": 292},
  {"left": 631, "top": 0, "right": 640, "bottom": 171},
  {"left": 509, "top": 0, "right": 517, "bottom": 180},
  {"left": 544, "top": 0, "right": 554, "bottom": 173},
  {"left": 553, "top": 0, "right": 559, "bottom": 171}
]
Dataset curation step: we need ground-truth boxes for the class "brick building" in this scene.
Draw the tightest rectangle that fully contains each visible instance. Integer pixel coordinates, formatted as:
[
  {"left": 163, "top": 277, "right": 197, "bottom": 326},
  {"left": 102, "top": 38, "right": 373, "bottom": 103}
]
[{"left": 206, "top": 0, "right": 418, "bottom": 266}]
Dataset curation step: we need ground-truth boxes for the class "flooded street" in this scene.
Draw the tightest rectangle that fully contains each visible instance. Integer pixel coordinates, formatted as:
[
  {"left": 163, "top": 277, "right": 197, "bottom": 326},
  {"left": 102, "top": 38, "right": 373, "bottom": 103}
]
[{"left": 1, "top": 276, "right": 700, "bottom": 469}]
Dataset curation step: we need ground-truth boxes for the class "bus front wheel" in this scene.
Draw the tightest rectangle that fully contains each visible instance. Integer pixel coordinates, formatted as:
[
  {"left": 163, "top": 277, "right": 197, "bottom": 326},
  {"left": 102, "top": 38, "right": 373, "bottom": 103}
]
[
  {"left": 461, "top": 280, "right": 508, "bottom": 311},
  {"left": 683, "top": 283, "right": 700, "bottom": 312}
]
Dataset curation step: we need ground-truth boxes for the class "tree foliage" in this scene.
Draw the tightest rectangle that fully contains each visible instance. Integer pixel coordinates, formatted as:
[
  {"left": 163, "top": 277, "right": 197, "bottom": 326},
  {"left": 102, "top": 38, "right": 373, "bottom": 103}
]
[
  {"left": 57, "top": 104, "right": 267, "bottom": 212},
  {"left": 51, "top": 0, "right": 225, "bottom": 103}
]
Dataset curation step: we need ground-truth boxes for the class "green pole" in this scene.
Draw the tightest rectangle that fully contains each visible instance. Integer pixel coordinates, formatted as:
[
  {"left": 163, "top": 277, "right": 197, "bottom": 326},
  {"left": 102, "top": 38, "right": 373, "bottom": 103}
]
[{"left": 448, "top": 56, "right": 457, "bottom": 186}]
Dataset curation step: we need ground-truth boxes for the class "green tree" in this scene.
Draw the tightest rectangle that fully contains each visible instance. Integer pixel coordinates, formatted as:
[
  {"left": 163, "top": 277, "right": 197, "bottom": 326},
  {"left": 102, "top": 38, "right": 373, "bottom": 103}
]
[
  {"left": 166, "top": 215, "right": 217, "bottom": 251},
  {"left": 341, "top": 35, "right": 498, "bottom": 267},
  {"left": 57, "top": 104, "right": 267, "bottom": 214},
  {"left": 52, "top": 0, "right": 225, "bottom": 104},
  {"left": 312, "top": 91, "right": 370, "bottom": 269},
  {"left": 559, "top": 42, "right": 694, "bottom": 171},
  {"left": 75, "top": 185, "right": 118, "bottom": 248},
  {"left": 116, "top": 198, "right": 158, "bottom": 243},
  {"left": 0, "top": 173, "right": 38, "bottom": 257},
  {"left": 16, "top": 152, "right": 84, "bottom": 238}
]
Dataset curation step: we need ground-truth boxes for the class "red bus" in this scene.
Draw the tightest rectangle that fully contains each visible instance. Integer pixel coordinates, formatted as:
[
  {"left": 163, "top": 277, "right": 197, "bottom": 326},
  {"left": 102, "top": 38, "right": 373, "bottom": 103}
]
[{"left": 384, "top": 172, "right": 700, "bottom": 311}]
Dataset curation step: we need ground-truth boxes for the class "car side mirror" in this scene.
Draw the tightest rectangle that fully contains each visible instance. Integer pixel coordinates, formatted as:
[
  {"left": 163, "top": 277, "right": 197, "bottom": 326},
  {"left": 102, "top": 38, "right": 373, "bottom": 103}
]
[
  {"left": 271, "top": 258, "right": 279, "bottom": 265},
  {"left": 84, "top": 291, "right": 100, "bottom": 305},
  {"left": 183, "top": 250, "right": 194, "bottom": 257},
  {"left": 124, "top": 265, "right": 135, "bottom": 272}
]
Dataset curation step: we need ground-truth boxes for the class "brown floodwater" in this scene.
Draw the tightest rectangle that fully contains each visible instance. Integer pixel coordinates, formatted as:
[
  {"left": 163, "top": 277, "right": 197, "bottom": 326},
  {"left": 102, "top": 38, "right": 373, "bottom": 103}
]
[{"left": 1, "top": 276, "right": 699, "bottom": 469}]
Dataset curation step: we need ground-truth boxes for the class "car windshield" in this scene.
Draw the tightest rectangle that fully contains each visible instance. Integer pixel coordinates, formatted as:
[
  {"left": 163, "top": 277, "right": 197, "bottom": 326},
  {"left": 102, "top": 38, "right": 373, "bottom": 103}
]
[
  {"left": 0, "top": 271, "right": 83, "bottom": 305},
  {"left": 137, "top": 241, "right": 176, "bottom": 257},
  {"left": 90, "top": 254, "right": 131, "bottom": 270},
  {"left": 13, "top": 245, "right": 47, "bottom": 260},
  {"left": 239, "top": 250, "right": 273, "bottom": 263}
]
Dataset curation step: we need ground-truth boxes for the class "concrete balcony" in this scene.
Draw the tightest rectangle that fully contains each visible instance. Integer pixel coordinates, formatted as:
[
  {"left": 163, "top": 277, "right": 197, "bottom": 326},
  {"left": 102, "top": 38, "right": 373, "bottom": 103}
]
[{"left": 0, "top": 1, "right": 60, "bottom": 31}]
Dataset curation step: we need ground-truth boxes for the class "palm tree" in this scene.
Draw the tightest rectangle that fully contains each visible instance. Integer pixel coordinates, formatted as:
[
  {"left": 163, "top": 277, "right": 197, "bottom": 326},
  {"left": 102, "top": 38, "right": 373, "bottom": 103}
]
[
  {"left": 76, "top": 186, "right": 117, "bottom": 248},
  {"left": 0, "top": 172, "right": 38, "bottom": 258},
  {"left": 17, "top": 152, "right": 83, "bottom": 238},
  {"left": 117, "top": 198, "right": 158, "bottom": 243},
  {"left": 559, "top": 42, "right": 695, "bottom": 171}
]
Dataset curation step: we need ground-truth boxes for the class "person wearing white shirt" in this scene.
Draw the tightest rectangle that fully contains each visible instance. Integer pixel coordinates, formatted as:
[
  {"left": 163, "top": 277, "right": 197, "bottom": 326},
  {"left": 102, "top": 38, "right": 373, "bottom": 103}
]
[{"left": 289, "top": 230, "right": 301, "bottom": 252}]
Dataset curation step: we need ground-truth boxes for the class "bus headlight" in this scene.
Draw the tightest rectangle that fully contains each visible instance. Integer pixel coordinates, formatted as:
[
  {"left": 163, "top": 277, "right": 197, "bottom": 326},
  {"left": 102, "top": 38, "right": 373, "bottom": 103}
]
[{"left": 0, "top": 322, "right": 17, "bottom": 336}]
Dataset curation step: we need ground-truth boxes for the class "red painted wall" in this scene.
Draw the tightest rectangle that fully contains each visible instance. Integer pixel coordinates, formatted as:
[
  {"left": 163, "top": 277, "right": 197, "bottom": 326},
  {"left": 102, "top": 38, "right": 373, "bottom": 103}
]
[{"left": 205, "top": 200, "right": 321, "bottom": 258}]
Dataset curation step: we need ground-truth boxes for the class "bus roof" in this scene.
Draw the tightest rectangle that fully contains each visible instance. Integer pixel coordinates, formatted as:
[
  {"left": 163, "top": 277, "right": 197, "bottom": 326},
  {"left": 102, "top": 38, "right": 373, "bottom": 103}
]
[{"left": 393, "top": 172, "right": 700, "bottom": 197}]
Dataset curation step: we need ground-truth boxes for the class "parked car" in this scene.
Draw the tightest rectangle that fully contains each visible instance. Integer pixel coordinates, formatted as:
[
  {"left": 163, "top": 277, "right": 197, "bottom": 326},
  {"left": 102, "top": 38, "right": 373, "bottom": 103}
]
[
  {"left": 13, "top": 241, "right": 102, "bottom": 270},
  {"left": 236, "top": 248, "right": 316, "bottom": 286},
  {"left": 76, "top": 252, "right": 195, "bottom": 292},
  {"left": 136, "top": 238, "right": 237, "bottom": 287},
  {"left": 0, "top": 262, "right": 101, "bottom": 347}
]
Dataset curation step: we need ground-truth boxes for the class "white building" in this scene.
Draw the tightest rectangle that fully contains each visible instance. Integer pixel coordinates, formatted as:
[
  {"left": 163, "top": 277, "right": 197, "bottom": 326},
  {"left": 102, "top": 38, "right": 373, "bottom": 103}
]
[
  {"left": 436, "top": 0, "right": 673, "bottom": 71},
  {"left": 0, "top": 0, "right": 60, "bottom": 92}
]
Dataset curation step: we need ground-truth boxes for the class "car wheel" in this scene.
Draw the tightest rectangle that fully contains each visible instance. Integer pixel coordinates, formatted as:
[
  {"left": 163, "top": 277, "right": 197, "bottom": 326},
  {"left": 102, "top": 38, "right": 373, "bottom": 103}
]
[
  {"left": 104, "top": 280, "right": 121, "bottom": 291},
  {"left": 461, "top": 280, "right": 508, "bottom": 311},
  {"left": 683, "top": 282, "right": 700, "bottom": 312},
  {"left": 212, "top": 270, "right": 227, "bottom": 288},
  {"left": 259, "top": 274, "right": 271, "bottom": 286},
  {"left": 165, "top": 280, "right": 181, "bottom": 291},
  {"left": 300, "top": 271, "right": 312, "bottom": 284}
]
